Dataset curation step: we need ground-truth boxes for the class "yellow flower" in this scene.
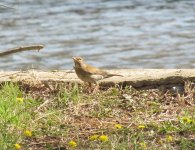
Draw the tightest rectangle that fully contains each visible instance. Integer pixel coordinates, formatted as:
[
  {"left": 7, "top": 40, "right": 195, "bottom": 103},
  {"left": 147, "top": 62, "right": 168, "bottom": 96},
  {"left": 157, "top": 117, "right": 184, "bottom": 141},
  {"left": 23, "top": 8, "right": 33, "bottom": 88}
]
[
  {"left": 99, "top": 135, "right": 108, "bottom": 142},
  {"left": 89, "top": 135, "right": 99, "bottom": 141},
  {"left": 24, "top": 130, "right": 32, "bottom": 137},
  {"left": 140, "top": 142, "right": 147, "bottom": 148},
  {"left": 115, "top": 124, "right": 122, "bottom": 129},
  {"left": 68, "top": 140, "right": 77, "bottom": 148},
  {"left": 187, "top": 119, "right": 193, "bottom": 124},
  {"left": 138, "top": 125, "right": 146, "bottom": 129},
  {"left": 182, "top": 117, "right": 193, "bottom": 124},
  {"left": 14, "top": 143, "right": 21, "bottom": 149},
  {"left": 182, "top": 117, "right": 188, "bottom": 122},
  {"left": 16, "top": 98, "right": 23, "bottom": 103},
  {"left": 166, "top": 135, "right": 173, "bottom": 142}
]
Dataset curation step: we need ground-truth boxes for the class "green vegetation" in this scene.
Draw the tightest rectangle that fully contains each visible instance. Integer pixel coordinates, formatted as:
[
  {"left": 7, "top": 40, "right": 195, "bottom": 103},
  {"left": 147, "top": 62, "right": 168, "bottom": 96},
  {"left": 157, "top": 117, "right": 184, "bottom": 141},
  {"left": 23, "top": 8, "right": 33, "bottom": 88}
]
[{"left": 0, "top": 82, "right": 194, "bottom": 150}]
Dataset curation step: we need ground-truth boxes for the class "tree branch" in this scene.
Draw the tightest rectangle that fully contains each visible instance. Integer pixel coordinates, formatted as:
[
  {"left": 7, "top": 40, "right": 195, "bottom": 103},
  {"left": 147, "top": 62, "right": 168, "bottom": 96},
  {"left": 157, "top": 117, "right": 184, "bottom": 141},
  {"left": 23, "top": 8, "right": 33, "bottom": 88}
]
[{"left": 0, "top": 45, "right": 44, "bottom": 57}]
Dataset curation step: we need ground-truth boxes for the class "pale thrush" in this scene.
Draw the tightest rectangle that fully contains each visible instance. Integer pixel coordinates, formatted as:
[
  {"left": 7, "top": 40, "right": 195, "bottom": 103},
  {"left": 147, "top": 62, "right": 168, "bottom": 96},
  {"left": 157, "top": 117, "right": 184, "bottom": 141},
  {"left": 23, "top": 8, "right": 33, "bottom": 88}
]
[{"left": 72, "top": 56, "right": 123, "bottom": 92}]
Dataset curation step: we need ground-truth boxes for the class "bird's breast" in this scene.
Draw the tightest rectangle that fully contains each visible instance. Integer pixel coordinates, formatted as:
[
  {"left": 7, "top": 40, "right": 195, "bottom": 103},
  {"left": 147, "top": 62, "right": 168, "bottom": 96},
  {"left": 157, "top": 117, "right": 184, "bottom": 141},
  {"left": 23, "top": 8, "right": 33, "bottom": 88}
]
[{"left": 74, "top": 67, "right": 95, "bottom": 83}]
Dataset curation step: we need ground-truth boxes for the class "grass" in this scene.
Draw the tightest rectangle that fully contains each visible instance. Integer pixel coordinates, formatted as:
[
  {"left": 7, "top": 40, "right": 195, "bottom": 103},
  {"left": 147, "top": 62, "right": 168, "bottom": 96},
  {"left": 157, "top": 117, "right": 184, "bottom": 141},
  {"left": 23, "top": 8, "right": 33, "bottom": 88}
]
[{"left": 0, "top": 81, "right": 194, "bottom": 150}]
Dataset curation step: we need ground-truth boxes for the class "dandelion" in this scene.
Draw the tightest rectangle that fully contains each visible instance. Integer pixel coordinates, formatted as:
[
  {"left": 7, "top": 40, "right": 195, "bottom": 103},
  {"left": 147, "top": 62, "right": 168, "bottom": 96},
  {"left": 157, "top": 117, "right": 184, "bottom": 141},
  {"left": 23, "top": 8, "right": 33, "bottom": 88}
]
[
  {"left": 16, "top": 98, "right": 23, "bottom": 103},
  {"left": 181, "top": 117, "right": 193, "bottom": 124},
  {"left": 14, "top": 143, "right": 21, "bottom": 149},
  {"left": 89, "top": 135, "right": 99, "bottom": 141},
  {"left": 138, "top": 125, "right": 146, "bottom": 129},
  {"left": 115, "top": 124, "right": 122, "bottom": 129},
  {"left": 99, "top": 135, "right": 108, "bottom": 142},
  {"left": 166, "top": 135, "right": 173, "bottom": 142},
  {"left": 24, "top": 130, "right": 32, "bottom": 137},
  {"left": 186, "top": 119, "right": 193, "bottom": 124},
  {"left": 68, "top": 140, "right": 77, "bottom": 148},
  {"left": 182, "top": 117, "right": 188, "bottom": 122},
  {"left": 140, "top": 142, "right": 147, "bottom": 148}
]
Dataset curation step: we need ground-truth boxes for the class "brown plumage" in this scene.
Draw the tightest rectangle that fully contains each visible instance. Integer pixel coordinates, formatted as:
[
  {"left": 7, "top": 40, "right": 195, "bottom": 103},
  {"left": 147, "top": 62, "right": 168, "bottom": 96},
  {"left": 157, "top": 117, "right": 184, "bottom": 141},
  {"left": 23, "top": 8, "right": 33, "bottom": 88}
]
[{"left": 72, "top": 56, "right": 123, "bottom": 91}]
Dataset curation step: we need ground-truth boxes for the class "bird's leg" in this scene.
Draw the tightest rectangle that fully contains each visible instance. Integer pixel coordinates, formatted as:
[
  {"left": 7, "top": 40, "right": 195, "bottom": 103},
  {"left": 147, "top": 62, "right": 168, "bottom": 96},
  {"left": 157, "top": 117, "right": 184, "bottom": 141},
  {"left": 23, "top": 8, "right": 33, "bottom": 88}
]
[
  {"left": 88, "top": 82, "right": 93, "bottom": 93},
  {"left": 92, "top": 83, "right": 99, "bottom": 94},
  {"left": 88, "top": 82, "right": 92, "bottom": 88}
]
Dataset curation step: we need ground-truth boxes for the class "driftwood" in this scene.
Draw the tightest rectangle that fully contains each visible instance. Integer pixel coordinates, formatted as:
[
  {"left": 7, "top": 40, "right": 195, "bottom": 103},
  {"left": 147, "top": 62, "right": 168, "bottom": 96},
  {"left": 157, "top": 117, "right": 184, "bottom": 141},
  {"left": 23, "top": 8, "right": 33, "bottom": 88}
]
[
  {"left": 0, "top": 45, "right": 44, "bottom": 57},
  {"left": 0, "top": 69, "right": 194, "bottom": 89}
]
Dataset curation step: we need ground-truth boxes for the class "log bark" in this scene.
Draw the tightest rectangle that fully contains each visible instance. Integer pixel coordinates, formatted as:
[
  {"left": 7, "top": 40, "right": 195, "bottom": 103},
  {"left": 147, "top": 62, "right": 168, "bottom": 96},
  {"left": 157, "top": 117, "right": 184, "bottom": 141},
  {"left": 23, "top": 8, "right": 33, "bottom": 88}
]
[{"left": 0, "top": 69, "right": 194, "bottom": 88}]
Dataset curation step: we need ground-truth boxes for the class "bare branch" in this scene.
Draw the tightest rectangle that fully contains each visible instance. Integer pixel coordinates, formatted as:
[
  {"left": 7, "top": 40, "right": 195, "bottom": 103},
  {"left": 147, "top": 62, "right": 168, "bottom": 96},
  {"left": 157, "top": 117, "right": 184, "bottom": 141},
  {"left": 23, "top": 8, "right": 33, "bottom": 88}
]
[{"left": 0, "top": 45, "right": 44, "bottom": 57}]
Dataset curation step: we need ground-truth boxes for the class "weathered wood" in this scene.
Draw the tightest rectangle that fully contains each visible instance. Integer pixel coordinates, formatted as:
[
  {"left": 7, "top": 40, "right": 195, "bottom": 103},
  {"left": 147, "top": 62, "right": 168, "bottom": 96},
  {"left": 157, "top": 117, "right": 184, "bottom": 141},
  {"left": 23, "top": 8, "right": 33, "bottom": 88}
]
[
  {"left": 0, "top": 69, "right": 194, "bottom": 88},
  {"left": 0, "top": 45, "right": 44, "bottom": 57}
]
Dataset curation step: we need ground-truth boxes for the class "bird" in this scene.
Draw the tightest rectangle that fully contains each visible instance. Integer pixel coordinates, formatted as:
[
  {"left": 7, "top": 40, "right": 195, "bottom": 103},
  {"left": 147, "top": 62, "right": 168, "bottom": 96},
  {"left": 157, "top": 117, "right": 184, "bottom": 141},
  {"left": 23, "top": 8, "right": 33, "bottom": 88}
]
[{"left": 72, "top": 56, "right": 123, "bottom": 92}]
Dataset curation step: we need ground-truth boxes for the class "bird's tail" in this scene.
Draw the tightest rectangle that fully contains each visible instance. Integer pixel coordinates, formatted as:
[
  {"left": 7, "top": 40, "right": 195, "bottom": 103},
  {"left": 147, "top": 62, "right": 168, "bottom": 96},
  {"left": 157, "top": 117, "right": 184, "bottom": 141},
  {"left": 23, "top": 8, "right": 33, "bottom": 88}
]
[{"left": 106, "top": 73, "right": 124, "bottom": 78}]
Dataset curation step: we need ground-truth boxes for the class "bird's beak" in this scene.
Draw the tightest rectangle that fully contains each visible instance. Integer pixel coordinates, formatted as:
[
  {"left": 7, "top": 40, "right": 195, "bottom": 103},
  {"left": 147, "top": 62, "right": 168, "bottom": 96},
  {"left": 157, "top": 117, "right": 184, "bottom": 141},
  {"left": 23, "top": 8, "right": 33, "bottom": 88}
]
[{"left": 72, "top": 57, "right": 76, "bottom": 60}]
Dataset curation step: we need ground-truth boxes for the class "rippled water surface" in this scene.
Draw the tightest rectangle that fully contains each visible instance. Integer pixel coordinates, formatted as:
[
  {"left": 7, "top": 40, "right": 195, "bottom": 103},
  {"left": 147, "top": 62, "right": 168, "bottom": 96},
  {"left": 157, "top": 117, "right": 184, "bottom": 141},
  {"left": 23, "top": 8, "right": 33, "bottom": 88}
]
[{"left": 0, "top": 0, "right": 195, "bottom": 70}]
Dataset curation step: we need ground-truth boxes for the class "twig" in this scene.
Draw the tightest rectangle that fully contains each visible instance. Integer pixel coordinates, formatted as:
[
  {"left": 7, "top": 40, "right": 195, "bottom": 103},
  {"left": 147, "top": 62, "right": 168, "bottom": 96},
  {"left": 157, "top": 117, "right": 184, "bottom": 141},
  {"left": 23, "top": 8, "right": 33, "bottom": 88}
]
[
  {"left": 0, "top": 45, "right": 44, "bottom": 57},
  {"left": 34, "top": 109, "right": 65, "bottom": 121},
  {"left": 34, "top": 99, "right": 51, "bottom": 113}
]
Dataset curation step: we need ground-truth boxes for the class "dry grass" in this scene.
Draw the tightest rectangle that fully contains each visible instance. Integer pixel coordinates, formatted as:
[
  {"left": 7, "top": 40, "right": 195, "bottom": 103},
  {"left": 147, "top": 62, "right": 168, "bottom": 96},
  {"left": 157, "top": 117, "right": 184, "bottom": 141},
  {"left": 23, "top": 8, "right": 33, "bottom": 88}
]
[{"left": 0, "top": 81, "right": 194, "bottom": 150}]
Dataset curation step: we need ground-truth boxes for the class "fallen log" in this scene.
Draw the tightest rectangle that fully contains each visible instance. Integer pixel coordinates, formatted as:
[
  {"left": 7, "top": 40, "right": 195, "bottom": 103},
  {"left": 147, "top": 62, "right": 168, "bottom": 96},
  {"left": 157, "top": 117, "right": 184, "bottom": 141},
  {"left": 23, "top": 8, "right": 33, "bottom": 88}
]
[{"left": 0, "top": 69, "right": 194, "bottom": 89}]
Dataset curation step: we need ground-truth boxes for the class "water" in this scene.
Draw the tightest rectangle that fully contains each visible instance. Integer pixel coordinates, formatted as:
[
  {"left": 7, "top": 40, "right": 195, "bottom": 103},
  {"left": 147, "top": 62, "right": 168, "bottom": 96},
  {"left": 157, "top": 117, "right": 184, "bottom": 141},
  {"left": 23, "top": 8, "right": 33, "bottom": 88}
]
[{"left": 0, "top": 0, "right": 195, "bottom": 70}]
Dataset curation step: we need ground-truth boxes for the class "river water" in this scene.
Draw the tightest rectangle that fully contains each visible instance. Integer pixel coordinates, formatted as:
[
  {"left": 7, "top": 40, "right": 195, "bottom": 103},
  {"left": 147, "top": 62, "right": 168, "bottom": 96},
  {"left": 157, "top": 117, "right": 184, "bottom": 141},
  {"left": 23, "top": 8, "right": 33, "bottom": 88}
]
[{"left": 0, "top": 0, "right": 195, "bottom": 70}]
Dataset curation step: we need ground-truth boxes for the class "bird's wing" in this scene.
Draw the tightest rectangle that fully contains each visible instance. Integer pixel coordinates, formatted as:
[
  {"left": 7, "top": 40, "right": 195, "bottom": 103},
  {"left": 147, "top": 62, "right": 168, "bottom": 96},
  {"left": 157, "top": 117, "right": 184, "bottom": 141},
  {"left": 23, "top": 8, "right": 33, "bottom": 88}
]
[
  {"left": 83, "top": 64, "right": 123, "bottom": 79},
  {"left": 90, "top": 74, "right": 104, "bottom": 81},
  {"left": 84, "top": 64, "right": 107, "bottom": 75}
]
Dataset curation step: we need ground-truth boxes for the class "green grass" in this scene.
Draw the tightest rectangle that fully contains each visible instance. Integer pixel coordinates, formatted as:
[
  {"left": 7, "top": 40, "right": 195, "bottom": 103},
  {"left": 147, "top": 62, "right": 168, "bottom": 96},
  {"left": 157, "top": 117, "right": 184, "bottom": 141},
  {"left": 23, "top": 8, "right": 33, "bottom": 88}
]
[
  {"left": 0, "top": 83, "right": 38, "bottom": 149},
  {"left": 0, "top": 82, "right": 194, "bottom": 150}
]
